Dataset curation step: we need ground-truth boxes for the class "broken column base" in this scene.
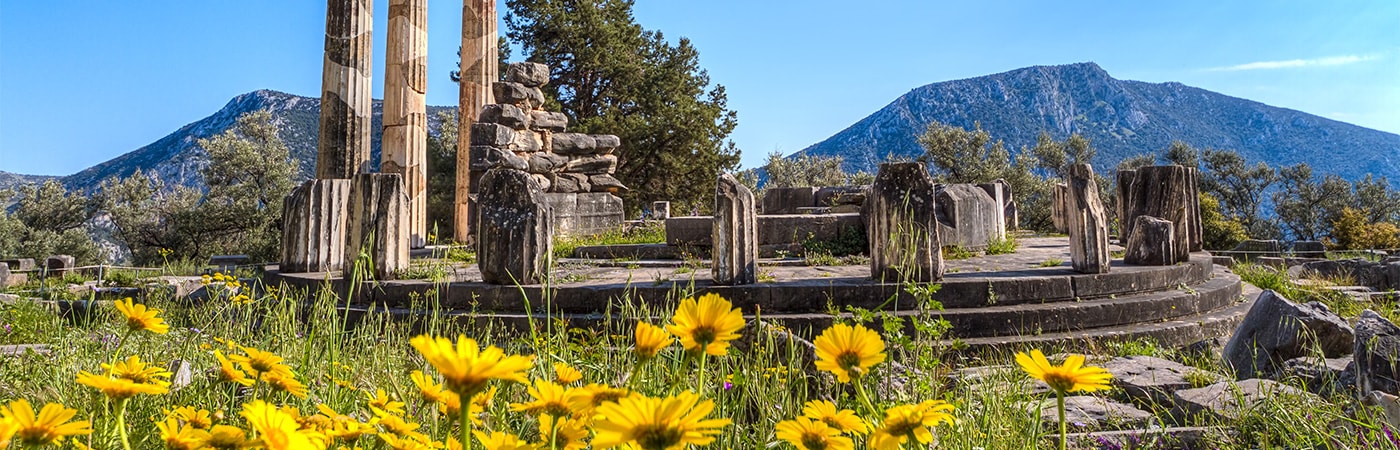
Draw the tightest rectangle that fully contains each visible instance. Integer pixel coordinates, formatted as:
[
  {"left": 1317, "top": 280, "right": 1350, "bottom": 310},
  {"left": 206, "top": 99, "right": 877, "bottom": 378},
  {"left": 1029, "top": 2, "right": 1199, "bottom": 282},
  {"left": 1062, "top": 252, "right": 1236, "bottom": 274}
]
[
  {"left": 280, "top": 179, "right": 351, "bottom": 273},
  {"left": 344, "top": 173, "right": 410, "bottom": 280}
]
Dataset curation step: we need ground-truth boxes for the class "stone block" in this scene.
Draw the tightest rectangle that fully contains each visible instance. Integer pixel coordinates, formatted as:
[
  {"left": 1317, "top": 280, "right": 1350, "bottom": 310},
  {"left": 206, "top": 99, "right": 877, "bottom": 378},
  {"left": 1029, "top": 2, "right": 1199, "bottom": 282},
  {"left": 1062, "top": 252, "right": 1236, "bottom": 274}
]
[
  {"left": 492, "top": 82, "right": 545, "bottom": 110},
  {"left": 551, "top": 173, "right": 591, "bottom": 193},
  {"left": 541, "top": 193, "right": 624, "bottom": 236},
  {"left": 1119, "top": 165, "right": 1196, "bottom": 262},
  {"left": 650, "top": 201, "right": 671, "bottom": 220},
  {"left": 527, "top": 152, "right": 568, "bottom": 174},
  {"left": 591, "top": 134, "right": 621, "bottom": 153},
  {"left": 762, "top": 187, "right": 817, "bottom": 214},
  {"left": 44, "top": 255, "right": 75, "bottom": 277},
  {"left": 505, "top": 62, "right": 550, "bottom": 87},
  {"left": 935, "top": 184, "right": 1002, "bottom": 250},
  {"left": 665, "top": 214, "right": 864, "bottom": 248},
  {"left": 531, "top": 174, "right": 552, "bottom": 192},
  {"left": 713, "top": 173, "right": 758, "bottom": 285},
  {"left": 564, "top": 154, "right": 618, "bottom": 174},
  {"left": 0, "top": 265, "right": 9, "bottom": 288},
  {"left": 478, "top": 104, "right": 530, "bottom": 129},
  {"left": 665, "top": 216, "right": 712, "bottom": 246},
  {"left": 588, "top": 174, "right": 628, "bottom": 193},
  {"left": 1223, "top": 290, "right": 1354, "bottom": 379},
  {"left": 530, "top": 111, "right": 568, "bottom": 132},
  {"left": 552, "top": 133, "right": 597, "bottom": 155},
  {"left": 344, "top": 174, "right": 410, "bottom": 280},
  {"left": 1123, "top": 215, "right": 1177, "bottom": 266},
  {"left": 815, "top": 186, "right": 868, "bottom": 206},
  {"left": 1066, "top": 164, "right": 1110, "bottom": 274},
  {"left": 1, "top": 258, "right": 35, "bottom": 271},
  {"left": 476, "top": 168, "right": 552, "bottom": 285},
  {"left": 1292, "top": 241, "right": 1327, "bottom": 258},
  {"left": 509, "top": 130, "right": 543, "bottom": 153},
  {"left": 281, "top": 179, "right": 350, "bottom": 273},
  {"left": 1173, "top": 378, "right": 1316, "bottom": 420},
  {"left": 468, "top": 145, "right": 528, "bottom": 171},
  {"left": 1052, "top": 182, "right": 1068, "bottom": 234},
  {"left": 1354, "top": 310, "right": 1400, "bottom": 395},
  {"left": 469, "top": 122, "right": 515, "bottom": 147},
  {"left": 867, "top": 162, "right": 942, "bottom": 282},
  {"left": 976, "top": 181, "right": 1008, "bottom": 240}
]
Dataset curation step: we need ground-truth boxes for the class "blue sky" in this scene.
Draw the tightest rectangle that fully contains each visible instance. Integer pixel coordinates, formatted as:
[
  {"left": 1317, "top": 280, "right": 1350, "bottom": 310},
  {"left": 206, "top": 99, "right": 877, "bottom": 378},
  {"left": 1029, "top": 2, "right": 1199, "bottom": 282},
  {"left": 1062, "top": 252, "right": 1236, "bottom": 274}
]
[{"left": 1, "top": 1, "right": 1396, "bottom": 176}]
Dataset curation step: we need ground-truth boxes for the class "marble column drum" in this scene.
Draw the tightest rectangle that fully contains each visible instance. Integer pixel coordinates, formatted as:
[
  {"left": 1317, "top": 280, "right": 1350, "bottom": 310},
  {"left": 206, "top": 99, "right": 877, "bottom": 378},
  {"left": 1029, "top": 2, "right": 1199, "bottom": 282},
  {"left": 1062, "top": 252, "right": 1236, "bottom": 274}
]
[
  {"left": 383, "top": 0, "right": 428, "bottom": 248},
  {"left": 317, "top": 0, "right": 374, "bottom": 179}
]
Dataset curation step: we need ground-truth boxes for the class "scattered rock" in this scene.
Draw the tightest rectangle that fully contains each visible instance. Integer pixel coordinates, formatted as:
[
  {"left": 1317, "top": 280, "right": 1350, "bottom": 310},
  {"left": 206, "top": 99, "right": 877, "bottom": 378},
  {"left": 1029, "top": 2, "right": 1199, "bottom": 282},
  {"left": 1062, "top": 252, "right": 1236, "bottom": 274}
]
[
  {"left": 168, "top": 359, "right": 194, "bottom": 391},
  {"left": 1173, "top": 378, "right": 1317, "bottom": 420},
  {"left": 1222, "top": 290, "right": 1354, "bottom": 379},
  {"left": 1361, "top": 391, "right": 1400, "bottom": 430},
  {"left": 1067, "top": 427, "right": 1227, "bottom": 449},
  {"left": 1277, "top": 356, "right": 1354, "bottom": 395},
  {"left": 1027, "top": 396, "right": 1154, "bottom": 429},
  {"left": 1102, "top": 356, "right": 1219, "bottom": 405},
  {"left": 1354, "top": 310, "right": 1400, "bottom": 395}
]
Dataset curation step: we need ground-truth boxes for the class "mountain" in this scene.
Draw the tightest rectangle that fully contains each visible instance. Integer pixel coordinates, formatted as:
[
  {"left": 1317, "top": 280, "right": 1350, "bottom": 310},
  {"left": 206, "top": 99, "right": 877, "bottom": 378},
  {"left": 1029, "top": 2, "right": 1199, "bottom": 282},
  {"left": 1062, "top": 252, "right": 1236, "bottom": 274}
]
[
  {"left": 0, "top": 171, "right": 59, "bottom": 192},
  {"left": 797, "top": 62, "right": 1400, "bottom": 186},
  {"left": 58, "top": 90, "right": 455, "bottom": 193}
]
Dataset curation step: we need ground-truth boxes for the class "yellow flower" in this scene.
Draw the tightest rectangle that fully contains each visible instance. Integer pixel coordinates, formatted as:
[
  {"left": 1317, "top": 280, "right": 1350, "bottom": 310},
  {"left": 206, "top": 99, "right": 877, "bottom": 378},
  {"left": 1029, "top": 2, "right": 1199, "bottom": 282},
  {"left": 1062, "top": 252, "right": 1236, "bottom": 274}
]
[
  {"left": 553, "top": 362, "right": 583, "bottom": 385},
  {"left": 365, "top": 389, "right": 406, "bottom": 417},
  {"left": 539, "top": 415, "right": 589, "bottom": 450},
  {"left": 632, "top": 322, "right": 672, "bottom": 361},
  {"left": 0, "top": 399, "right": 93, "bottom": 447},
  {"left": 1015, "top": 350, "right": 1113, "bottom": 394},
  {"left": 215, "top": 350, "right": 255, "bottom": 386},
  {"left": 241, "top": 401, "right": 326, "bottom": 450},
  {"left": 410, "top": 370, "right": 450, "bottom": 405},
  {"left": 813, "top": 324, "right": 886, "bottom": 383},
  {"left": 314, "top": 405, "right": 374, "bottom": 442},
  {"left": 373, "top": 414, "right": 428, "bottom": 443},
  {"left": 103, "top": 355, "right": 173, "bottom": 387},
  {"left": 867, "top": 400, "right": 954, "bottom": 450},
  {"left": 75, "top": 371, "right": 169, "bottom": 399},
  {"left": 265, "top": 371, "right": 309, "bottom": 399},
  {"left": 232, "top": 346, "right": 290, "bottom": 376},
  {"left": 775, "top": 416, "right": 852, "bottom": 450},
  {"left": 665, "top": 293, "right": 745, "bottom": 356},
  {"left": 510, "top": 379, "right": 587, "bottom": 418},
  {"left": 574, "top": 383, "right": 630, "bottom": 415},
  {"left": 379, "top": 433, "right": 434, "bottom": 450},
  {"left": 166, "top": 406, "right": 214, "bottom": 429},
  {"left": 206, "top": 424, "right": 256, "bottom": 449},
  {"left": 592, "top": 391, "right": 731, "bottom": 450},
  {"left": 800, "top": 400, "right": 867, "bottom": 435},
  {"left": 156, "top": 417, "right": 210, "bottom": 450},
  {"left": 114, "top": 298, "right": 170, "bottom": 334},
  {"left": 472, "top": 430, "right": 533, "bottom": 450},
  {"left": 408, "top": 334, "right": 534, "bottom": 396},
  {"left": 0, "top": 419, "right": 17, "bottom": 448}
]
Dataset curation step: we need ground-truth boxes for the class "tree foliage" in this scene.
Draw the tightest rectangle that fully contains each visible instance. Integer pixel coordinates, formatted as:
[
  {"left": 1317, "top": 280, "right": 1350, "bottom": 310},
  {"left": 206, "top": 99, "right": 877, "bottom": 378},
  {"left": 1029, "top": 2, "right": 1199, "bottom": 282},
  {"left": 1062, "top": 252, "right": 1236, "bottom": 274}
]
[
  {"left": 762, "top": 151, "right": 857, "bottom": 189},
  {"left": 1331, "top": 207, "right": 1400, "bottom": 250},
  {"left": 0, "top": 181, "right": 101, "bottom": 264},
  {"left": 918, "top": 121, "right": 1055, "bottom": 231},
  {"left": 426, "top": 110, "right": 460, "bottom": 241},
  {"left": 1201, "top": 148, "right": 1279, "bottom": 238},
  {"left": 1199, "top": 192, "right": 1248, "bottom": 250},
  {"left": 504, "top": 0, "right": 740, "bottom": 214}
]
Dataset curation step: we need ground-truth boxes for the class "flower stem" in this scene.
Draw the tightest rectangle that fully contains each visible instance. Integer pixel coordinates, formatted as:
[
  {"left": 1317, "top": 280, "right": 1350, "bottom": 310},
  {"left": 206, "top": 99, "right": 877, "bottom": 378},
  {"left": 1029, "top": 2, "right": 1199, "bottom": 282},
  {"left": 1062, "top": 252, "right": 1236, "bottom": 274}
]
[
  {"left": 697, "top": 353, "right": 708, "bottom": 392},
  {"left": 115, "top": 398, "right": 132, "bottom": 450},
  {"left": 853, "top": 377, "right": 879, "bottom": 418},
  {"left": 109, "top": 329, "right": 131, "bottom": 365},
  {"left": 1056, "top": 393, "right": 1067, "bottom": 450},
  {"left": 461, "top": 397, "right": 473, "bottom": 450}
]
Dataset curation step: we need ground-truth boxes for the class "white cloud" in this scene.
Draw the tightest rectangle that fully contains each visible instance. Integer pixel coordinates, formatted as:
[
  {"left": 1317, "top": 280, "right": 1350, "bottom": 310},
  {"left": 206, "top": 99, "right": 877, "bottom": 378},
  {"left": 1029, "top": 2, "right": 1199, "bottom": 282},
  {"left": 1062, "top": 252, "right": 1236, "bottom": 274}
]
[{"left": 1208, "top": 54, "right": 1379, "bottom": 71}]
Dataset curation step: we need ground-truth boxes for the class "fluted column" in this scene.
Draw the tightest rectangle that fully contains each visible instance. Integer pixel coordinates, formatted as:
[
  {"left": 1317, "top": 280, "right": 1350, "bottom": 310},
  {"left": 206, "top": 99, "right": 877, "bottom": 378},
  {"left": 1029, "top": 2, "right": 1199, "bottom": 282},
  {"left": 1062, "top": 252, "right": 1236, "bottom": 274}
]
[
  {"left": 384, "top": 0, "right": 428, "bottom": 248},
  {"left": 455, "top": 0, "right": 498, "bottom": 242},
  {"left": 317, "top": 0, "right": 374, "bottom": 179}
]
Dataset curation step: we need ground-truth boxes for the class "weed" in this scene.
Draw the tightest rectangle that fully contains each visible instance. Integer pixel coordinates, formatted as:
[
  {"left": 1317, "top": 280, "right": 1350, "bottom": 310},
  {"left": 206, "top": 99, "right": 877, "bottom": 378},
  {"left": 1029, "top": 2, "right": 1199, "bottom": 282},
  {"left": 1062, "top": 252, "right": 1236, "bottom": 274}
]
[
  {"left": 1039, "top": 258, "right": 1065, "bottom": 268},
  {"left": 985, "top": 235, "right": 1018, "bottom": 255},
  {"left": 943, "top": 245, "right": 975, "bottom": 260}
]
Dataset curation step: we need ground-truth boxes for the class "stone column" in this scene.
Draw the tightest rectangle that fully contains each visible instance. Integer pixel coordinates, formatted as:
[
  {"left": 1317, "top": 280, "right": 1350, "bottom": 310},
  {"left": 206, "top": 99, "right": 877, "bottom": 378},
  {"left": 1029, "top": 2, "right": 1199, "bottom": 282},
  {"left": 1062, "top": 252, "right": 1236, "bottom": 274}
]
[
  {"left": 344, "top": 174, "right": 410, "bottom": 280},
  {"left": 867, "top": 162, "right": 942, "bottom": 282},
  {"left": 1123, "top": 215, "right": 1176, "bottom": 266},
  {"left": 455, "top": 0, "right": 498, "bottom": 242},
  {"left": 1052, "top": 182, "right": 1068, "bottom": 234},
  {"left": 317, "top": 0, "right": 374, "bottom": 179},
  {"left": 1067, "top": 164, "right": 1110, "bottom": 274},
  {"left": 712, "top": 174, "right": 757, "bottom": 285},
  {"left": 281, "top": 180, "right": 351, "bottom": 273},
  {"left": 477, "top": 169, "right": 552, "bottom": 285},
  {"left": 383, "top": 0, "right": 428, "bottom": 248},
  {"left": 1120, "top": 165, "right": 1194, "bottom": 262}
]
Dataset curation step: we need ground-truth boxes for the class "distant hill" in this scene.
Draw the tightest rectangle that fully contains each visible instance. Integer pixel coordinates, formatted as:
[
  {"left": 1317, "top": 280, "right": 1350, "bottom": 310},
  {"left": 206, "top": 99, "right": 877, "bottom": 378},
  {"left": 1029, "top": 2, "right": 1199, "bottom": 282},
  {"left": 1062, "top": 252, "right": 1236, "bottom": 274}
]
[
  {"left": 56, "top": 90, "right": 455, "bottom": 193},
  {"left": 797, "top": 62, "right": 1400, "bottom": 186},
  {"left": 0, "top": 171, "right": 59, "bottom": 192}
]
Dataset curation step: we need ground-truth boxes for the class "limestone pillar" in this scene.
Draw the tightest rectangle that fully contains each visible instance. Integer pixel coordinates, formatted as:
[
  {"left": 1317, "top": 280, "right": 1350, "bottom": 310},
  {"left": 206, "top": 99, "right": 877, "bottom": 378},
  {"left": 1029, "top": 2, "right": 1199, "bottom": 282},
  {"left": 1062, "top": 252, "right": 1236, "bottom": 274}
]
[
  {"left": 1067, "top": 164, "right": 1111, "bottom": 274},
  {"left": 345, "top": 174, "right": 410, "bottom": 279},
  {"left": 383, "top": 0, "right": 428, "bottom": 248},
  {"left": 281, "top": 180, "right": 351, "bottom": 273},
  {"left": 317, "top": 0, "right": 374, "bottom": 179},
  {"left": 1052, "top": 182, "right": 1068, "bottom": 234},
  {"left": 1120, "top": 165, "right": 1194, "bottom": 262},
  {"left": 867, "top": 162, "right": 943, "bottom": 282},
  {"left": 1123, "top": 215, "right": 1176, "bottom": 266},
  {"left": 455, "top": 0, "right": 498, "bottom": 242},
  {"left": 712, "top": 174, "right": 758, "bottom": 285}
]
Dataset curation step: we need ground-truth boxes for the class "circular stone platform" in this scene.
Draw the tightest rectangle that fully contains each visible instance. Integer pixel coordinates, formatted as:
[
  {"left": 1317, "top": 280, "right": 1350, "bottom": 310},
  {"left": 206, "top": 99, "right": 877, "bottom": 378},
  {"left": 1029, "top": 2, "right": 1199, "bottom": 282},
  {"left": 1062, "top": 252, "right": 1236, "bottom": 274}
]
[{"left": 266, "top": 237, "right": 1251, "bottom": 351}]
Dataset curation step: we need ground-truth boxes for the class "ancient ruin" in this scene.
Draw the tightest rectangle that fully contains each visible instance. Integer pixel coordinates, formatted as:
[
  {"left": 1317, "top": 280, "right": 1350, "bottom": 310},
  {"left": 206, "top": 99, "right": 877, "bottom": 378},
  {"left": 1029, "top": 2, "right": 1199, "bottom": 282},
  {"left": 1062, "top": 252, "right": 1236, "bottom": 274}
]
[
  {"left": 1066, "top": 164, "right": 1110, "bottom": 274},
  {"left": 476, "top": 168, "right": 552, "bottom": 285},
  {"left": 867, "top": 162, "right": 943, "bottom": 282},
  {"left": 344, "top": 173, "right": 410, "bottom": 279},
  {"left": 456, "top": 0, "right": 498, "bottom": 243},
  {"left": 316, "top": 0, "right": 373, "bottom": 179},
  {"left": 1118, "top": 165, "right": 1202, "bottom": 261},
  {"left": 382, "top": 0, "right": 429, "bottom": 248},
  {"left": 712, "top": 174, "right": 758, "bottom": 285}
]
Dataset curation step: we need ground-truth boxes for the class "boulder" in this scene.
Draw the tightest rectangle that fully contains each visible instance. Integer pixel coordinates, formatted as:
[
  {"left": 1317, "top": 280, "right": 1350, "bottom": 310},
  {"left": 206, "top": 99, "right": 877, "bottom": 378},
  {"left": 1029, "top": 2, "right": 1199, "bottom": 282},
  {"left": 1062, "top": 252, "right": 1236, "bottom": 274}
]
[
  {"left": 476, "top": 169, "right": 552, "bottom": 285},
  {"left": 1223, "top": 290, "right": 1354, "bottom": 379},
  {"left": 1173, "top": 378, "right": 1317, "bottom": 420},
  {"left": 712, "top": 173, "right": 758, "bottom": 285},
  {"left": 934, "top": 184, "right": 1002, "bottom": 251},
  {"left": 1354, "top": 310, "right": 1400, "bottom": 395},
  {"left": 491, "top": 82, "right": 545, "bottom": 110},
  {"left": 478, "top": 104, "right": 530, "bottom": 129},
  {"left": 866, "top": 162, "right": 942, "bottom": 282},
  {"left": 1065, "top": 164, "right": 1110, "bottom": 274},
  {"left": 1123, "top": 215, "right": 1177, "bottom": 265},
  {"left": 1277, "top": 356, "right": 1354, "bottom": 395},
  {"left": 551, "top": 133, "right": 597, "bottom": 155},
  {"left": 504, "top": 62, "right": 550, "bottom": 87}
]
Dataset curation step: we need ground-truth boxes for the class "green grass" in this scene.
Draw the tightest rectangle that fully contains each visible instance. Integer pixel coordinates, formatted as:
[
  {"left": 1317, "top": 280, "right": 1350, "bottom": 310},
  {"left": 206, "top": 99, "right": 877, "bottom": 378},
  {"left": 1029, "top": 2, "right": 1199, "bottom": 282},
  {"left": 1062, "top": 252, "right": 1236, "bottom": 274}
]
[
  {"left": 942, "top": 245, "right": 976, "bottom": 260},
  {"left": 0, "top": 263, "right": 1395, "bottom": 449},
  {"left": 1232, "top": 263, "right": 1400, "bottom": 323},
  {"left": 984, "top": 235, "right": 1019, "bottom": 255},
  {"left": 552, "top": 223, "right": 666, "bottom": 260},
  {"left": 1038, "top": 258, "right": 1064, "bottom": 268}
]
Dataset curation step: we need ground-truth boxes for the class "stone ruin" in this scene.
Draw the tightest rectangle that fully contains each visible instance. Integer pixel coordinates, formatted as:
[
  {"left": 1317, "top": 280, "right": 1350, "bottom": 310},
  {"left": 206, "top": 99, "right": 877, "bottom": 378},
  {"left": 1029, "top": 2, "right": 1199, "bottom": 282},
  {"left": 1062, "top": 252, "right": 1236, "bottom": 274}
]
[
  {"left": 1117, "top": 165, "right": 1203, "bottom": 265},
  {"left": 867, "top": 162, "right": 943, "bottom": 282},
  {"left": 467, "top": 62, "right": 627, "bottom": 237},
  {"left": 934, "top": 184, "right": 1003, "bottom": 251}
]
